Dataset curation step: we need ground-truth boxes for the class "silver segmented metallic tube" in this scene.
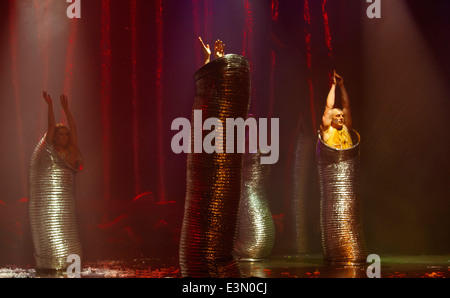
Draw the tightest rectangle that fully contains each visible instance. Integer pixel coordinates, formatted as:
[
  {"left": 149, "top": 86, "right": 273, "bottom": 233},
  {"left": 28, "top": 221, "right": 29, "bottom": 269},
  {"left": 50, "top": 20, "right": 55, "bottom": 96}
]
[
  {"left": 316, "top": 130, "right": 367, "bottom": 265},
  {"left": 179, "top": 54, "right": 251, "bottom": 278},
  {"left": 29, "top": 135, "right": 83, "bottom": 270},
  {"left": 234, "top": 151, "right": 275, "bottom": 260},
  {"left": 287, "top": 133, "right": 314, "bottom": 253}
]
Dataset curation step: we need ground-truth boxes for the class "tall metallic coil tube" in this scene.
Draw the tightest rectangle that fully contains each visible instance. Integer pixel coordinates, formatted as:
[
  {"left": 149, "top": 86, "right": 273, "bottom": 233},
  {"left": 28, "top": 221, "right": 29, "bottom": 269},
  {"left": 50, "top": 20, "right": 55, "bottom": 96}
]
[
  {"left": 234, "top": 151, "right": 275, "bottom": 260},
  {"left": 316, "top": 130, "right": 367, "bottom": 265},
  {"left": 287, "top": 133, "right": 314, "bottom": 254},
  {"left": 179, "top": 54, "right": 251, "bottom": 277},
  {"left": 29, "top": 135, "right": 83, "bottom": 270}
]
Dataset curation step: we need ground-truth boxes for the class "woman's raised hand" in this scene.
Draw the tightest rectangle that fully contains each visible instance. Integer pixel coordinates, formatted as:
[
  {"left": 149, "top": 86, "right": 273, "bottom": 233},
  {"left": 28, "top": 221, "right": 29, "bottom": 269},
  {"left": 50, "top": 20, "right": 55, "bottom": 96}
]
[{"left": 43, "top": 91, "right": 52, "bottom": 105}]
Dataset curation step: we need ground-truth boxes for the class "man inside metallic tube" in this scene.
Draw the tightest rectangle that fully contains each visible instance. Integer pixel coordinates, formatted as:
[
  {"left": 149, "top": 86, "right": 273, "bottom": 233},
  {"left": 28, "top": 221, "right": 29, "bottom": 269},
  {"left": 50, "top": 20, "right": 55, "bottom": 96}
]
[{"left": 320, "top": 71, "right": 354, "bottom": 150}]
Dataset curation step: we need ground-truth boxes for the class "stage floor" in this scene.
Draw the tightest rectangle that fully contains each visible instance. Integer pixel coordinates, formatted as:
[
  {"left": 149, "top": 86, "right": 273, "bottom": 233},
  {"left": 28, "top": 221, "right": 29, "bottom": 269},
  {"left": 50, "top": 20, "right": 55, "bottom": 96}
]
[{"left": 1, "top": 254, "right": 449, "bottom": 278}]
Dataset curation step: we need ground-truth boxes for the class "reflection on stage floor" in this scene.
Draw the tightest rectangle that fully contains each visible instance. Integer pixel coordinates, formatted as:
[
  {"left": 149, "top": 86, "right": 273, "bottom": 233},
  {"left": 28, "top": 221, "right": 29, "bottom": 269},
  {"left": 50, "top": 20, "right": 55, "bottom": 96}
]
[{"left": 1, "top": 254, "right": 448, "bottom": 278}]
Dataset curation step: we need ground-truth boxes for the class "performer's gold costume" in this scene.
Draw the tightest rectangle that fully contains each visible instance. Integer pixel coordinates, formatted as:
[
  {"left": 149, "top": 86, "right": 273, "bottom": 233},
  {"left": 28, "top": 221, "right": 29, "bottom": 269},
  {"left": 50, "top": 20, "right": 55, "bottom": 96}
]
[{"left": 323, "top": 125, "right": 353, "bottom": 149}]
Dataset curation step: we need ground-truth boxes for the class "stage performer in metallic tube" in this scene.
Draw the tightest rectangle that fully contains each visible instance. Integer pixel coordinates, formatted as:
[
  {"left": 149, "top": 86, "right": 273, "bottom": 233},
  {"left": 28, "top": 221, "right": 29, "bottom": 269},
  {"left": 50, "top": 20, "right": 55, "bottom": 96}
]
[
  {"left": 28, "top": 91, "right": 83, "bottom": 271},
  {"left": 321, "top": 71, "right": 353, "bottom": 149},
  {"left": 179, "top": 37, "right": 251, "bottom": 277},
  {"left": 317, "top": 72, "right": 367, "bottom": 265}
]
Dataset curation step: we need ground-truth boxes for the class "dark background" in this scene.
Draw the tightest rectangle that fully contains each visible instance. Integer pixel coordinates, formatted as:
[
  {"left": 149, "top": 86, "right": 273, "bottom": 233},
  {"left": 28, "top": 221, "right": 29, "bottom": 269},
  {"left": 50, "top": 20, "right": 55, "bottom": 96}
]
[{"left": 0, "top": 0, "right": 448, "bottom": 266}]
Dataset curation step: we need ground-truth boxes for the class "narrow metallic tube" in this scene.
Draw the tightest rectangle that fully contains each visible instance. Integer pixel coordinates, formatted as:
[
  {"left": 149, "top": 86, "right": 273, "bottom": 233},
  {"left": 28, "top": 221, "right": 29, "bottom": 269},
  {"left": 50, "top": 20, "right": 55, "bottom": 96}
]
[
  {"left": 179, "top": 54, "right": 251, "bottom": 277},
  {"left": 316, "top": 130, "right": 367, "bottom": 265},
  {"left": 28, "top": 135, "right": 83, "bottom": 270},
  {"left": 287, "top": 133, "right": 314, "bottom": 254},
  {"left": 234, "top": 151, "right": 275, "bottom": 261}
]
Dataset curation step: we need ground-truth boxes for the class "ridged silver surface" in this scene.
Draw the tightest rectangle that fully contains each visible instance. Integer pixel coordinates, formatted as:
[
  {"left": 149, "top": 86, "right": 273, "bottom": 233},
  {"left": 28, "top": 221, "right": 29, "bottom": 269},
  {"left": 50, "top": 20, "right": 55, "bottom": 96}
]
[
  {"left": 28, "top": 135, "right": 82, "bottom": 270},
  {"left": 316, "top": 130, "right": 367, "bottom": 265},
  {"left": 179, "top": 54, "right": 251, "bottom": 277},
  {"left": 287, "top": 133, "right": 314, "bottom": 253},
  {"left": 234, "top": 151, "right": 275, "bottom": 260}
]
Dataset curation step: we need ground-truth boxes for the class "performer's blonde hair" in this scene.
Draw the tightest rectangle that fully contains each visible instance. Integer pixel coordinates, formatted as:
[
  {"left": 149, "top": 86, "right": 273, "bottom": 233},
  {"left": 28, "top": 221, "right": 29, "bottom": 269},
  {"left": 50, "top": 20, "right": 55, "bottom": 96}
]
[
  {"left": 55, "top": 123, "right": 71, "bottom": 139},
  {"left": 55, "top": 123, "right": 69, "bottom": 131}
]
